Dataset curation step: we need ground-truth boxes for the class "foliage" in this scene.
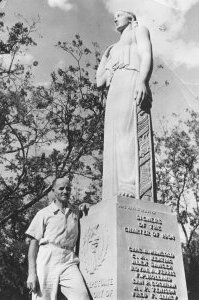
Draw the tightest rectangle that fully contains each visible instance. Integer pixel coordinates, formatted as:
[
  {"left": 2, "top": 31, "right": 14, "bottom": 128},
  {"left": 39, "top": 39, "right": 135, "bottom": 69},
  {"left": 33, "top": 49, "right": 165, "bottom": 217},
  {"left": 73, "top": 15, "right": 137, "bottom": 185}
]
[
  {"left": 0, "top": 14, "right": 105, "bottom": 298},
  {"left": 155, "top": 110, "right": 199, "bottom": 297},
  {"left": 1, "top": 12, "right": 199, "bottom": 300},
  {"left": 183, "top": 233, "right": 199, "bottom": 300},
  {"left": 155, "top": 111, "right": 199, "bottom": 247},
  {"left": 0, "top": 33, "right": 105, "bottom": 225}
]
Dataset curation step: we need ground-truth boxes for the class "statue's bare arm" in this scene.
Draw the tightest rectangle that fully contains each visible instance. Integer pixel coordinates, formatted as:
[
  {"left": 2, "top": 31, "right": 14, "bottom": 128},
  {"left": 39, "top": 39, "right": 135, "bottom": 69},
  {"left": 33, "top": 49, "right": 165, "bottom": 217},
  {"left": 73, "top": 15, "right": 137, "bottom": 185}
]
[
  {"left": 27, "top": 238, "right": 39, "bottom": 293},
  {"left": 134, "top": 25, "right": 153, "bottom": 105}
]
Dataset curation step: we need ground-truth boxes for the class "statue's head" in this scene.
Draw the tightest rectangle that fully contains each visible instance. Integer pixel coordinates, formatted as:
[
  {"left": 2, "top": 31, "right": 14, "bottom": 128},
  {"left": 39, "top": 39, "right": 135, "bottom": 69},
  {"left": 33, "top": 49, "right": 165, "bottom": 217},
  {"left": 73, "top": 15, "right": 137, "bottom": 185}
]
[{"left": 114, "top": 10, "right": 137, "bottom": 33}]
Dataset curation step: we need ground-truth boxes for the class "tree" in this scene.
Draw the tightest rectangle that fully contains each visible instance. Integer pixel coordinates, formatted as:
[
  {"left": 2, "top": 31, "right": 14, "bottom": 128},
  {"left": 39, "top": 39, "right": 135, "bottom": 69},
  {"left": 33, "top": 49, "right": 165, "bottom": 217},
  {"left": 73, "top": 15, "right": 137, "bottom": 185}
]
[
  {"left": 0, "top": 33, "right": 105, "bottom": 225},
  {"left": 0, "top": 15, "right": 41, "bottom": 299},
  {"left": 0, "top": 15, "right": 106, "bottom": 297},
  {"left": 3, "top": 15, "right": 198, "bottom": 299},
  {"left": 155, "top": 110, "right": 199, "bottom": 298}
]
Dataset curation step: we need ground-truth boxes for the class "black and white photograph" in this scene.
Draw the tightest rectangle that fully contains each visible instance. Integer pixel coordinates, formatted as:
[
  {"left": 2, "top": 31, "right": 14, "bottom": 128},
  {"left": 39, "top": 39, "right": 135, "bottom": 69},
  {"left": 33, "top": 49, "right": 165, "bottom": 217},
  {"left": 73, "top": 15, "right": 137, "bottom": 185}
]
[{"left": 0, "top": 0, "right": 199, "bottom": 299}]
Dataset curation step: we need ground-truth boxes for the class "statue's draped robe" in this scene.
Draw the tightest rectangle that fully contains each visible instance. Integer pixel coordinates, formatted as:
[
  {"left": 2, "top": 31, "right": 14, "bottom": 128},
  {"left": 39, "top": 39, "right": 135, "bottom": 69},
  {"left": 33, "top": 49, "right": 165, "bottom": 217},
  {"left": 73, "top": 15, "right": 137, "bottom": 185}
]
[{"left": 100, "top": 24, "right": 156, "bottom": 202}]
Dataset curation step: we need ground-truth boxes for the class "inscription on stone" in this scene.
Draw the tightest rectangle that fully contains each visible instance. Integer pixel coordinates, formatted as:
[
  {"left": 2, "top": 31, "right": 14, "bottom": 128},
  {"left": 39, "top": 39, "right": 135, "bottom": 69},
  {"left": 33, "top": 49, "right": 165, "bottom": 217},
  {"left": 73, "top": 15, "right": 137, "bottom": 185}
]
[
  {"left": 87, "top": 278, "right": 114, "bottom": 299},
  {"left": 129, "top": 247, "right": 177, "bottom": 299},
  {"left": 117, "top": 204, "right": 185, "bottom": 300},
  {"left": 80, "top": 200, "right": 188, "bottom": 300},
  {"left": 124, "top": 214, "right": 176, "bottom": 241}
]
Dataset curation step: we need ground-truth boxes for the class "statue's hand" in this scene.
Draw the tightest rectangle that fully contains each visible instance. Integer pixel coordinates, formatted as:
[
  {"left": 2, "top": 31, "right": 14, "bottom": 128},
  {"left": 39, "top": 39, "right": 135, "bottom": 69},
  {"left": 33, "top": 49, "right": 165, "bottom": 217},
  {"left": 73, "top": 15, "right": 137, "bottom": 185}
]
[
  {"left": 134, "top": 82, "right": 152, "bottom": 112},
  {"left": 134, "top": 81, "right": 148, "bottom": 106},
  {"left": 27, "top": 273, "right": 39, "bottom": 294}
]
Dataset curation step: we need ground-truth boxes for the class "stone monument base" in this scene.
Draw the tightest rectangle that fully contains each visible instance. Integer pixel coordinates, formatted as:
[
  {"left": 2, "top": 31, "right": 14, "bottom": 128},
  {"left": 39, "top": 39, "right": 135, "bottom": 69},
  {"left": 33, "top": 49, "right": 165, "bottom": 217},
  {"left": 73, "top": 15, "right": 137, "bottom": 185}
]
[{"left": 79, "top": 197, "right": 188, "bottom": 300}]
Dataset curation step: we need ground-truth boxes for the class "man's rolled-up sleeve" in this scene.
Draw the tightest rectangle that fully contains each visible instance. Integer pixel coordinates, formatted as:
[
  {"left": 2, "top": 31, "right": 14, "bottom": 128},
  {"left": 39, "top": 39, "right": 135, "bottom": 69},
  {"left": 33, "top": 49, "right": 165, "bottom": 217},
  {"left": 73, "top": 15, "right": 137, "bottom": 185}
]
[{"left": 25, "top": 211, "right": 45, "bottom": 242}]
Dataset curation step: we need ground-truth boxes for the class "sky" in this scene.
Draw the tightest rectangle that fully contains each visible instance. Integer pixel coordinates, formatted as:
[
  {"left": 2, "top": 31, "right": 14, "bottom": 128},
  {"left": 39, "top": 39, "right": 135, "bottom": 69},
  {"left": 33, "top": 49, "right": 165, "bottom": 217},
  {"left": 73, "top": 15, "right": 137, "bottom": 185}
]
[{"left": 2, "top": 0, "right": 199, "bottom": 131}]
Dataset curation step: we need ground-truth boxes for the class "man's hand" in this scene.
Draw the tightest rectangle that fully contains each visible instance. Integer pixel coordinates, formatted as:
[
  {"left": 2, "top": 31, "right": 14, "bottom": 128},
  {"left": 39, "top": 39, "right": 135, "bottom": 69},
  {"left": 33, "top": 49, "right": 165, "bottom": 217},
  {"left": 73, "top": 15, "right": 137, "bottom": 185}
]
[
  {"left": 134, "top": 81, "right": 148, "bottom": 106},
  {"left": 27, "top": 272, "right": 39, "bottom": 293},
  {"left": 79, "top": 203, "right": 91, "bottom": 216},
  {"left": 27, "top": 238, "right": 39, "bottom": 294}
]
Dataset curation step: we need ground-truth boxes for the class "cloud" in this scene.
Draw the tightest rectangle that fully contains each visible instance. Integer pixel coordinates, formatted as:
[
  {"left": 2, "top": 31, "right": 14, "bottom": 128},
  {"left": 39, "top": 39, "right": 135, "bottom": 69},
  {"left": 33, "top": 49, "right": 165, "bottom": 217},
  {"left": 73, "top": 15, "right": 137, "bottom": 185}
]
[
  {"left": 41, "top": 141, "right": 67, "bottom": 154},
  {"left": 0, "top": 53, "right": 34, "bottom": 69},
  {"left": 56, "top": 60, "right": 67, "bottom": 69},
  {"left": 153, "top": 0, "right": 198, "bottom": 11},
  {"left": 167, "top": 40, "right": 199, "bottom": 69},
  {"left": 47, "top": 0, "right": 73, "bottom": 12},
  {"left": 17, "top": 53, "right": 34, "bottom": 65},
  {"left": 36, "top": 81, "right": 51, "bottom": 88},
  {"left": 0, "top": 54, "right": 11, "bottom": 69},
  {"left": 103, "top": 0, "right": 199, "bottom": 69}
]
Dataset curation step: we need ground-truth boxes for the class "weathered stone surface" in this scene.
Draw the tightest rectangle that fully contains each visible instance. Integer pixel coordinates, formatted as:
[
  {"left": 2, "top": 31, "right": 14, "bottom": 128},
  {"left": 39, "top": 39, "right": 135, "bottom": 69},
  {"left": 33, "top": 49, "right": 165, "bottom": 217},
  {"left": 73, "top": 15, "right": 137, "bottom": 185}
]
[
  {"left": 79, "top": 200, "right": 117, "bottom": 299},
  {"left": 79, "top": 197, "right": 188, "bottom": 300}
]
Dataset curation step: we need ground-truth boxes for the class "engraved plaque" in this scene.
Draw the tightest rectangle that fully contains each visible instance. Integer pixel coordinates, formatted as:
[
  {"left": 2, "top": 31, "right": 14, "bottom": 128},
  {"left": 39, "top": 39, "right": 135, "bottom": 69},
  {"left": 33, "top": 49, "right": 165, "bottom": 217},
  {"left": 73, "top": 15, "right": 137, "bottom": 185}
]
[
  {"left": 117, "top": 197, "right": 188, "bottom": 300},
  {"left": 79, "top": 197, "right": 188, "bottom": 300}
]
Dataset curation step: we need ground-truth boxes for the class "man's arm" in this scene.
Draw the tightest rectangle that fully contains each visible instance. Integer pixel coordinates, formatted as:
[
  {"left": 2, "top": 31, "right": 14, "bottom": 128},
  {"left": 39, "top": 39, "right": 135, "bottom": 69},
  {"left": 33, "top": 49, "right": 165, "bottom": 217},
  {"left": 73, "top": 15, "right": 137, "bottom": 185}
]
[
  {"left": 134, "top": 25, "right": 153, "bottom": 105},
  {"left": 27, "top": 238, "right": 39, "bottom": 293}
]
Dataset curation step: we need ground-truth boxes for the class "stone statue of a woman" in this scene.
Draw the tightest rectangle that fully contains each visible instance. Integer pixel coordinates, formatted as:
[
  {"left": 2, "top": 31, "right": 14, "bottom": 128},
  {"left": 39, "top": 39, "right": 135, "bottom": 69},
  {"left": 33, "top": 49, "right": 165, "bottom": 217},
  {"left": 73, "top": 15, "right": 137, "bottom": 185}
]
[{"left": 97, "top": 10, "right": 156, "bottom": 202}]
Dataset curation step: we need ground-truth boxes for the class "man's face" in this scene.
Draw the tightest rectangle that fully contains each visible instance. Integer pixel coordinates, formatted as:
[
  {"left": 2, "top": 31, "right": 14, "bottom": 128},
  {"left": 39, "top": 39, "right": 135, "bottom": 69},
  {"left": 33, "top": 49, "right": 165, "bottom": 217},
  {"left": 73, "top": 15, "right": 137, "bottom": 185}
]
[
  {"left": 114, "top": 11, "right": 130, "bottom": 32},
  {"left": 53, "top": 179, "right": 71, "bottom": 204}
]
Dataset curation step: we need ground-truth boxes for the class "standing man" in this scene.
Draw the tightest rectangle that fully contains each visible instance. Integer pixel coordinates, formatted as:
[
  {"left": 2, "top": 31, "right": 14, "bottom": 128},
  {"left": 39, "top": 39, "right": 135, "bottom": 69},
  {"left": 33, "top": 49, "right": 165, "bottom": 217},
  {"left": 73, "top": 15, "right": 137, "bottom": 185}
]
[{"left": 26, "top": 177, "right": 90, "bottom": 300}]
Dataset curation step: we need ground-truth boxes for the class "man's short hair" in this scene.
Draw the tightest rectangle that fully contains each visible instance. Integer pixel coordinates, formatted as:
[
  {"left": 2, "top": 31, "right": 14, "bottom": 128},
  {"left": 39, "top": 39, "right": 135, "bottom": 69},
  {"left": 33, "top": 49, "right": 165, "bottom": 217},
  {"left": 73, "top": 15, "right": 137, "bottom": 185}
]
[{"left": 53, "top": 177, "right": 70, "bottom": 189}]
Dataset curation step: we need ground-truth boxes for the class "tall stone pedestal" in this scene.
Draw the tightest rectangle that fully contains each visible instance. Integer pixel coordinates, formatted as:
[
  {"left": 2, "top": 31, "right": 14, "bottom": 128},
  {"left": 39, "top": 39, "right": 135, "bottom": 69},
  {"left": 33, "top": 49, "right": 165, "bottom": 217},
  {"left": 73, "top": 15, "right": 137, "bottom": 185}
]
[{"left": 79, "top": 197, "right": 188, "bottom": 300}]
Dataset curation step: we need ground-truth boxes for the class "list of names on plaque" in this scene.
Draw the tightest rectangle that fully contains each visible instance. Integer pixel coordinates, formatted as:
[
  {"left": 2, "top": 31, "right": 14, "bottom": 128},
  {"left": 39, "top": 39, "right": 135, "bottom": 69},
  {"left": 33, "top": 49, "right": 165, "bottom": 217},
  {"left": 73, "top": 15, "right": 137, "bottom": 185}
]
[{"left": 123, "top": 211, "right": 178, "bottom": 299}]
